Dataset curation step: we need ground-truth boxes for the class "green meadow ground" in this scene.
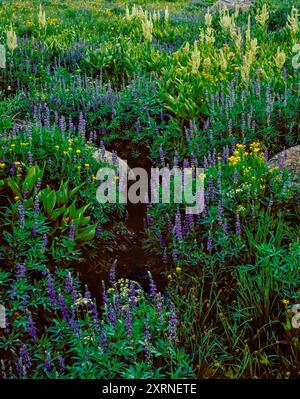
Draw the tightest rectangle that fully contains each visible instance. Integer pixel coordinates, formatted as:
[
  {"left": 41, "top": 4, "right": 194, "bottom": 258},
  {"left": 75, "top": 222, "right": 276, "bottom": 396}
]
[{"left": 0, "top": 0, "right": 299, "bottom": 379}]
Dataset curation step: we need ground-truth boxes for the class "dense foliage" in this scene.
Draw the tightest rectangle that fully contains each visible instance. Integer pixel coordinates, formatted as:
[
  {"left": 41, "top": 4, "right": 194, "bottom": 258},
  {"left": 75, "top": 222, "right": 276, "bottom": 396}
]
[{"left": 0, "top": 0, "right": 299, "bottom": 379}]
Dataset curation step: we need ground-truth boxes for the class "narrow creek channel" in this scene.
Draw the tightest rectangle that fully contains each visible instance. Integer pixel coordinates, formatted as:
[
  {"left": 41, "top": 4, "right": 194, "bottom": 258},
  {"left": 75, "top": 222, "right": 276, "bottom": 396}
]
[{"left": 77, "top": 141, "right": 165, "bottom": 301}]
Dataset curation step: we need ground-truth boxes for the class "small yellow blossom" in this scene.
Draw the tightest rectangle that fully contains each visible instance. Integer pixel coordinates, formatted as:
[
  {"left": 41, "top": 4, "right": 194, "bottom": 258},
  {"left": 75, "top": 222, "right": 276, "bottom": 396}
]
[
  {"left": 84, "top": 163, "right": 90, "bottom": 168},
  {"left": 76, "top": 149, "right": 81, "bottom": 154},
  {"left": 282, "top": 299, "right": 290, "bottom": 305},
  {"left": 176, "top": 267, "right": 182, "bottom": 273}
]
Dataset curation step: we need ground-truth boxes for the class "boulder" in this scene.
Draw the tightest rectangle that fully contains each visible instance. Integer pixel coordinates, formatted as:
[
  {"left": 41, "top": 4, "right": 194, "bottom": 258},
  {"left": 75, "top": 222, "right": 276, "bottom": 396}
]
[{"left": 268, "top": 145, "right": 300, "bottom": 187}]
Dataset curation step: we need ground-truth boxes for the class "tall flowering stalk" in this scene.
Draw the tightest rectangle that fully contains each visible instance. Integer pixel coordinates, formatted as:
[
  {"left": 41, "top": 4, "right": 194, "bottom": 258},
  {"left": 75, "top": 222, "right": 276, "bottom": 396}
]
[
  {"left": 38, "top": 4, "right": 46, "bottom": 28},
  {"left": 141, "top": 16, "right": 153, "bottom": 42},
  {"left": 168, "top": 303, "right": 178, "bottom": 344},
  {"left": 6, "top": 24, "right": 17, "bottom": 53}
]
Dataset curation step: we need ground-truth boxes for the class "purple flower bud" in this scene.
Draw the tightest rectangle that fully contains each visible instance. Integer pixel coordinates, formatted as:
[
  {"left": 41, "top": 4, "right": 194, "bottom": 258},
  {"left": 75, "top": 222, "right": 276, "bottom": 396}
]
[
  {"left": 69, "top": 223, "right": 75, "bottom": 241},
  {"left": 207, "top": 235, "right": 213, "bottom": 252},
  {"left": 168, "top": 303, "right": 177, "bottom": 344},
  {"left": 148, "top": 271, "right": 157, "bottom": 298},
  {"left": 18, "top": 203, "right": 25, "bottom": 229},
  {"left": 26, "top": 312, "right": 37, "bottom": 343},
  {"left": 47, "top": 274, "right": 57, "bottom": 307},
  {"left": 16, "top": 263, "right": 26, "bottom": 279}
]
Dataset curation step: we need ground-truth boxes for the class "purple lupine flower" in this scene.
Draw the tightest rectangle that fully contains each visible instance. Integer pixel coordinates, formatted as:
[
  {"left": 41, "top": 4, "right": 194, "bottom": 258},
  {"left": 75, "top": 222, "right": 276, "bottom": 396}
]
[
  {"left": 207, "top": 235, "right": 213, "bottom": 252},
  {"left": 34, "top": 197, "right": 40, "bottom": 217},
  {"left": 217, "top": 202, "right": 223, "bottom": 224},
  {"left": 59, "top": 116, "right": 66, "bottom": 134},
  {"left": 159, "top": 233, "right": 165, "bottom": 249},
  {"left": 84, "top": 285, "right": 92, "bottom": 302},
  {"left": 16, "top": 263, "right": 26, "bottom": 279},
  {"left": 47, "top": 274, "right": 57, "bottom": 307},
  {"left": 174, "top": 211, "right": 182, "bottom": 241},
  {"left": 69, "top": 223, "right": 75, "bottom": 241},
  {"left": 58, "top": 291, "right": 70, "bottom": 322},
  {"left": 156, "top": 292, "right": 164, "bottom": 323},
  {"left": 18, "top": 202, "right": 25, "bottom": 228},
  {"left": 19, "top": 343, "right": 31, "bottom": 370},
  {"left": 144, "top": 321, "right": 152, "bottom": 361},
  {"left": 172, "top": 248, "right": 178, "bottom": 263},
  {"left": 159, "top": 147, "right": 165, "bottom": 167},
  {"left": 78, "top": 112, "right": 86, "bottom": 137},
  {"left": 264, "top": 149, "right": 269, "bottom": 162},
  {"left": 57, "top": 355, "right": 65, "bottom": 375},
  {"left": 68, "top": 311, "right": 80, "bottom": 336},
  {"left": 124, "top": 306, "right": 132, "bottom": 336},
  {"left": 36, "top": 178, "right": 42, "bottom": 193},
  {"left": 89, "top": 131, "right": 94, "bottom": 144},
  {"left": 241, "top": 113, "right": 245, "bottom": 135},
  {"left": 65, "top": 272, "right": 72, "bottom": 294},
  {"left": 129, "top": 282, "right": 136, "bottom": 309},
  {"left": 70, "top": 279, "right": 78, "bottom": 304},
  {"left": 235, "top": 213, "right": 242, "bottom": 236},
  {"left": 16, "top": 359, "right": 27, "bottom": 379},
  {"left": 28, "top": 152, "right": 33, "bottom": 166},
  {"left": 186, "top": 213, "right": 194, "bottom": 229},
  {"left": 42, "top": 233, "right": 48, "bottom": 248},
  {"left": 168, "top": 303, "right": 178, "bottom": 343},
  {"left": 95, "top": 224, "right": 102, "bottom": 238},
  {"left": 162, "top": 247, "right": 168, "bottom": 264},
  {"left": 99, "top": 322, "right": 109, "bottom": 353},
  {"left": 222, "top": 220, "right": 228, "bottom": 234},
  {"left": 44, "top": 353, "right": 52, "bottom": 373},
  {"left": 148, "top": 271, "right": 157, "bottom": 298},
  {"left": 26, "top": 312, "right": 37, "bottom": 343},
  {"left": 234, "top": 169, "right": 239, "bottom": 184},
  {"left": 109, "top": 262, "right": 116, "bottom": 285},
  {"left": 101, "top": 281, "right": 108, "bottom": 305}
]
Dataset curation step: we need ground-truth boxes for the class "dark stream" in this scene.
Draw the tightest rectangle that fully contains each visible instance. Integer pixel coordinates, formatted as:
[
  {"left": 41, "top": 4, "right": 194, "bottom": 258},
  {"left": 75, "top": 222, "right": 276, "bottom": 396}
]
[{"left": 78, "top": 141, "right": 165, "bottom": 300}]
